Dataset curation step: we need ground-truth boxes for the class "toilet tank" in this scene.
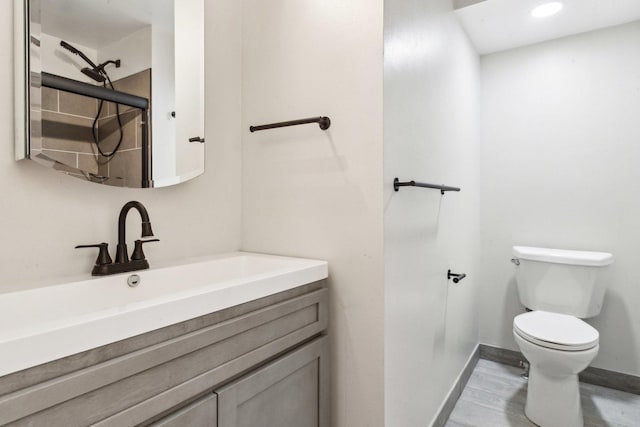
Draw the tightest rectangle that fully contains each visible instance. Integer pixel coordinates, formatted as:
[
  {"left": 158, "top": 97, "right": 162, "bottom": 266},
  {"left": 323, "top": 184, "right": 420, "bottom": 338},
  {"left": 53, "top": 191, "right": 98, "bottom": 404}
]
[{"left": 512, "top": 246, "right": 614, "bottom": 318}]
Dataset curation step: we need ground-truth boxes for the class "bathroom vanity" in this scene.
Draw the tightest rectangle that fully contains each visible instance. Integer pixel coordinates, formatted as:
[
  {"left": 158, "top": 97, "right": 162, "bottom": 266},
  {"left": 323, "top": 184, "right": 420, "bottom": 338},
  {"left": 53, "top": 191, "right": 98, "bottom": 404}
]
[{"left": 0, "top": 253, "right": 329, "bottom": 427}]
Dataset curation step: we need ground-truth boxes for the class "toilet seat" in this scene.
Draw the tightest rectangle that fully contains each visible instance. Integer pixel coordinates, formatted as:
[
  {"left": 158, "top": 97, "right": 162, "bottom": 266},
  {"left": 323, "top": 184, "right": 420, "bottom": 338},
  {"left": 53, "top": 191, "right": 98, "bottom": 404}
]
[{"left": 513, "top": 311, "right": 599, "bottom": 351}]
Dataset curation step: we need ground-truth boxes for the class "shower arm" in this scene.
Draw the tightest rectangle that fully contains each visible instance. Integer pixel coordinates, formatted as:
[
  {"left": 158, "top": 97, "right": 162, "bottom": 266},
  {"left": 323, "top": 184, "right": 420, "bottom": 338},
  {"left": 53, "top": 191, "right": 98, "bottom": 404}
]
[{"left": 97, "top": 60, "right": 121, "bottom": 72}]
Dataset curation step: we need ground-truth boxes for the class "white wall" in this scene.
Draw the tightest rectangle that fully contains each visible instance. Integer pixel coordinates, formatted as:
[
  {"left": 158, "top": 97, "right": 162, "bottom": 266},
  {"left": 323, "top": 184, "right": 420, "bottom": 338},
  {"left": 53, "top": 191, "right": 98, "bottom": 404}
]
[
  {"left": 97, "top": 27, "right": 152, "bottom": 82},
  {"left": 240, "top": 0, "right": 385, "bottom": 426},
  {"left": 384, "top": 0, "right": 481, "bottom": 425},
  {"left": 2, "top": 0, "right": 242, "bottom": 293},
  {"left": 479, "top": 21, "right": 640, "bottom": 376}
]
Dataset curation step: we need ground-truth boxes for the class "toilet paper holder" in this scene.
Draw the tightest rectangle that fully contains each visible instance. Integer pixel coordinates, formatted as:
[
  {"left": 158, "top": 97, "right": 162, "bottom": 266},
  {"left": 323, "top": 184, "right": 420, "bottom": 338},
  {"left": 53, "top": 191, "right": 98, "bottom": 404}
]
[{"left": 447, "top": 270, "right": 467, "bottom": 284}]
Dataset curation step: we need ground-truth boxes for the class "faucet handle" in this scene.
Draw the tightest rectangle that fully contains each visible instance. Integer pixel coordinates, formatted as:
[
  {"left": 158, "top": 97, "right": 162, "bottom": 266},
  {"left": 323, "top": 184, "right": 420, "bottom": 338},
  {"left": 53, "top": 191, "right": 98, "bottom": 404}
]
[
  {"left": 131, "top": 239, "right": 160, "bottom": 261},
  {"left": 76, "top": 243, "right": 113, "bottom": 266}
]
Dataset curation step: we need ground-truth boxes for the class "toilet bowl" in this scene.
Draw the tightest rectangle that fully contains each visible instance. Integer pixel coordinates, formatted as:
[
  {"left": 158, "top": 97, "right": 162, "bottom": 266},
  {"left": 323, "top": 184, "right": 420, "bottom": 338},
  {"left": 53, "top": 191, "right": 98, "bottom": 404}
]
[
  {"left": 511, "top": 246, "right": 613, "bottom": 427},
  {"left": 513, "top": 310, "right": 599, "bottom": 427}
]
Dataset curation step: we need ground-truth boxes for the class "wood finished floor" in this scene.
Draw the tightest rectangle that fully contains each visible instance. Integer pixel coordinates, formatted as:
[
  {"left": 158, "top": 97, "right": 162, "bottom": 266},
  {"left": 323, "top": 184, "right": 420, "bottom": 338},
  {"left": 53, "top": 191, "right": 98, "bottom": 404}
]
[{"left": 445, "top": 359, "right": 640, "bottom": 427}]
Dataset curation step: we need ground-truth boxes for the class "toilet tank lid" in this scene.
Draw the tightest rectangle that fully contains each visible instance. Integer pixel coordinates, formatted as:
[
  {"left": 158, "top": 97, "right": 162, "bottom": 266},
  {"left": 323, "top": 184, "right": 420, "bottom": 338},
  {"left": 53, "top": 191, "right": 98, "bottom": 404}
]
[{"left": 512, "top": 246, "right": 614, "bottom": 266}]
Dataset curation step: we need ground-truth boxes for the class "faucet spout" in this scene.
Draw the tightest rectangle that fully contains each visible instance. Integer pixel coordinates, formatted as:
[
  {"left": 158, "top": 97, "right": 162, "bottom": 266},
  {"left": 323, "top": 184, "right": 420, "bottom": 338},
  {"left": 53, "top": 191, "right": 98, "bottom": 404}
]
[{"left": 115, "top": 201, "right": 154, "bottom": 264}]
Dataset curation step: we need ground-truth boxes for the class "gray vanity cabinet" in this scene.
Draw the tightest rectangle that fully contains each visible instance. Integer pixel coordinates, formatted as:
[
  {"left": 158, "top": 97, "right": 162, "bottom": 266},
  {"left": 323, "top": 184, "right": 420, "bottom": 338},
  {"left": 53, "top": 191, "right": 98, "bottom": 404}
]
[
  {"left": 216, "top": 336, "right": 329, "bottom": 427},
  {"left": 0, "top": 282, "right": 328, "bottom": 427}
]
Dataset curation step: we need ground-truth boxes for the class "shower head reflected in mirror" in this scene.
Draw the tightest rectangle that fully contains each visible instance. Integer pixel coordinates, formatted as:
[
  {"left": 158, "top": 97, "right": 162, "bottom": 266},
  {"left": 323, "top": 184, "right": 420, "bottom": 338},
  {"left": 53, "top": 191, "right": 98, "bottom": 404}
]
[
  {"left": 59, "top": 40, "right": 100, "bottom": 72},
  {"left": 58, "top": 40, "right": 125, "bottom": 158},
  {"left": 81, "top": 67, "right": 106, "bottom": 83},
  {"left": 59, "top": 40, "right": 121, "bottom": 83}
]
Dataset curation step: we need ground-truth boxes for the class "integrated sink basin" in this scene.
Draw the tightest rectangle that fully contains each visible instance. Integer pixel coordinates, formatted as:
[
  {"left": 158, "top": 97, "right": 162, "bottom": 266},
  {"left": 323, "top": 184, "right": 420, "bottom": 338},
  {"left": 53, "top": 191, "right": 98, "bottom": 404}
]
[{"left": 0, "top": 252, "right": 328, "bottom": 377}]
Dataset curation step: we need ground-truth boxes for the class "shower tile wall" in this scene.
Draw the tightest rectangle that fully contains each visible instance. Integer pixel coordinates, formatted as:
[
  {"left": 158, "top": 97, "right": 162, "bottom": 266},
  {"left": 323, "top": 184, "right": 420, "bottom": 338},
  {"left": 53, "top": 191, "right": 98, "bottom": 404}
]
[
  {"left": 97, "top": 69, "right": 151, "bottom": 186},
  {"left": 40, "top": 69, "right": 151, "bottom": 187},
  {"left": 41, "top": 88, "right": 98, "bottom": 176}
]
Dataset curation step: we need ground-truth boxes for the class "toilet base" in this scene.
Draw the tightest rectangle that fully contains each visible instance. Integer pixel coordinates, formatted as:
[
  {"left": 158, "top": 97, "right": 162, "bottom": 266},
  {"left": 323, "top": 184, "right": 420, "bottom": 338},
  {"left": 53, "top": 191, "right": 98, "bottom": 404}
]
[
  {"left": 514, "top": 331, "right": 598, "bottom": 427},
  {"left": 525, "top": 366, "right": 583, "bottom": 427}
]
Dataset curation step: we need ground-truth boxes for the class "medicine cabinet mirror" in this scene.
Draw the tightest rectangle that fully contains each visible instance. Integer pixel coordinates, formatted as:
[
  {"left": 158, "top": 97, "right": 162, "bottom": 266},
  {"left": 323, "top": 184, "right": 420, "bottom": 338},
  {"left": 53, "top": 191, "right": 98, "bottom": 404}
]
[{"left": 15, "top": 0, "right": 205, "bottom": 188}]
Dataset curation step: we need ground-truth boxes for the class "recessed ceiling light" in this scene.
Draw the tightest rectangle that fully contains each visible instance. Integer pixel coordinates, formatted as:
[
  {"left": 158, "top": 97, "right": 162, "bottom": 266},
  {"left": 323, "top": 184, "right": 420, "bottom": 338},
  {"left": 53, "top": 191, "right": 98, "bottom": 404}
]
[{"left": 531, "top": 2, "right": 564, "bottom": 18}]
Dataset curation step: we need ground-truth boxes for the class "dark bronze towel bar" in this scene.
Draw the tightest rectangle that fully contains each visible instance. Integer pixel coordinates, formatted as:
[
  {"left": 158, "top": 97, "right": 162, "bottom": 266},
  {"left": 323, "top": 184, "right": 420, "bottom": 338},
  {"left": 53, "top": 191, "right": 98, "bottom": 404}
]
[{"left": 250, "top": 116, "right": 331, "bottom": 133}]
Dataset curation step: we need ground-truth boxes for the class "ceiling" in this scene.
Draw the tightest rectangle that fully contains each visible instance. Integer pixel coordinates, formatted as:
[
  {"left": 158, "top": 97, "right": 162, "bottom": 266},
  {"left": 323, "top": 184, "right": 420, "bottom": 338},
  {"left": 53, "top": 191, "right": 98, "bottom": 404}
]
[
  {"left": 40, "top": 0, "right": 173, "bottom": 49},
  {"left": 455, "top": 0, "right": 640, "bottom": 55}
]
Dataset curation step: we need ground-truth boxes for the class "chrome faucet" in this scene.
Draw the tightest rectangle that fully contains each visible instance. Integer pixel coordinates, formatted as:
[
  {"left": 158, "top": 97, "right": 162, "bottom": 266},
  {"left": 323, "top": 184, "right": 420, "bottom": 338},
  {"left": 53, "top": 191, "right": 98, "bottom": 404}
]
[{"left": 76, "top": 201, "right": 159, "bottom": 276}]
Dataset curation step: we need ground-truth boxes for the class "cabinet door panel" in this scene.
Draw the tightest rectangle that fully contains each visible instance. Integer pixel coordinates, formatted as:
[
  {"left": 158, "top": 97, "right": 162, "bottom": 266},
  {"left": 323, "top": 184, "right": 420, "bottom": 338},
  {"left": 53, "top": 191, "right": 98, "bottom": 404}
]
[
  {"left": 216, "top": 336, "right": 329, "bottom": 427},
  {"left": 150, "top": 393, "right": 217, "bottom": 427}
]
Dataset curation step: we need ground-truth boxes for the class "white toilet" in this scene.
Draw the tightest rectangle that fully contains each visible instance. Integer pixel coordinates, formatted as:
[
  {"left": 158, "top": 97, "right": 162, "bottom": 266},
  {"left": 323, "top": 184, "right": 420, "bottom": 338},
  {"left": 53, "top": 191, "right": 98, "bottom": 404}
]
[{"left": 511, "top": 246, "right": 613, "bottom": 427}]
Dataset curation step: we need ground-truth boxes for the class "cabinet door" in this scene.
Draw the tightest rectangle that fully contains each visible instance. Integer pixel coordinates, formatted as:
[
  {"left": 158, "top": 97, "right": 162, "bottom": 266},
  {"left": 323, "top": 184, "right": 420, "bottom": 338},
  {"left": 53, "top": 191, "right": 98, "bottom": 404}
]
[
  {"left": 216, "top": 336, "right": 329, "bottom": 427},
  {"left": 150, "top": 393, "right": 217, "bottom": 427}
]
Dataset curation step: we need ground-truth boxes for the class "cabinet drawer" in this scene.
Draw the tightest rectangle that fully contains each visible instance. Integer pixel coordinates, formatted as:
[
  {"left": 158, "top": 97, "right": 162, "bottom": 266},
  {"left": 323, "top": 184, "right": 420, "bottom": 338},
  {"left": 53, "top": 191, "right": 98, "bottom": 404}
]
[{"left": 150, "top": 394, "right": 217, "bottom": 427}]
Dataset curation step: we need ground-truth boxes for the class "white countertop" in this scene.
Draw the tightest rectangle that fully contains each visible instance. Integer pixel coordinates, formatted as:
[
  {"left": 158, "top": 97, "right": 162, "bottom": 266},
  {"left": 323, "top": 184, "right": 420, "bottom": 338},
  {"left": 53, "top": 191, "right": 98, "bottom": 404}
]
[{"left": 0, "top": 252, "right": 328, "bottom": 377}]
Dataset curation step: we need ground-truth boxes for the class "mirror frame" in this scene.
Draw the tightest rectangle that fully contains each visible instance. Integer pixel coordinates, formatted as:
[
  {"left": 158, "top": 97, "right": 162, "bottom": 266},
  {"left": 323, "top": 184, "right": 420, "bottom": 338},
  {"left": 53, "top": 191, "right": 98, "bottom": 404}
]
[{"left": 14, "top": 0, "right": 29, "bottom": 162}]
